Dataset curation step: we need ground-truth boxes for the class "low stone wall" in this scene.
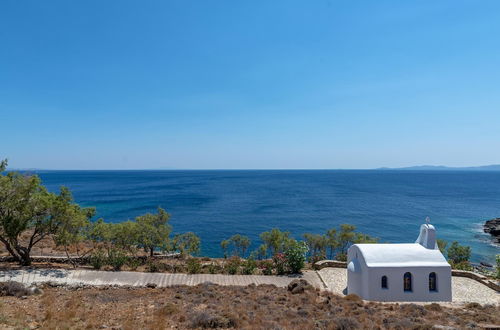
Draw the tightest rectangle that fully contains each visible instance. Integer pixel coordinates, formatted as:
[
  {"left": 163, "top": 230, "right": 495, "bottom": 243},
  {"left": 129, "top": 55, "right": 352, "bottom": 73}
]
[
  {"left": 452, "top": 270, "right": 500, "bottom": 293},
  {"left": 313, "top": 260, "right": 347, "bottom": 270}
]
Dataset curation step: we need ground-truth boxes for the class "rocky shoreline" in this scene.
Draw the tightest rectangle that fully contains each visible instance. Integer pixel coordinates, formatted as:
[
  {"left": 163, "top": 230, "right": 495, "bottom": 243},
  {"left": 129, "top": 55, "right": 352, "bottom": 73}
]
[{"left": 483, "top": 218, "right": 500, "bottom": 244}]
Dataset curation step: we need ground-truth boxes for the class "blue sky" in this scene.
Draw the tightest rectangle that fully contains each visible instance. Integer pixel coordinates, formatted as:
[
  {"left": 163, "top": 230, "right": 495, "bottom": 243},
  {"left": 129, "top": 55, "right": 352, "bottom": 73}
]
[{"left": 1, "top": 0, "right": 500, "bottom": 169}]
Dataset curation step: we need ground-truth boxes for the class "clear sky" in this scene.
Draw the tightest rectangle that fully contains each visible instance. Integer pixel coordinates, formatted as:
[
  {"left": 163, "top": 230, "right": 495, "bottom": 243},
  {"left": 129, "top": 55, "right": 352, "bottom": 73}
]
[{"left": 1, "top": 1, "right": 500, "bottom": 169}]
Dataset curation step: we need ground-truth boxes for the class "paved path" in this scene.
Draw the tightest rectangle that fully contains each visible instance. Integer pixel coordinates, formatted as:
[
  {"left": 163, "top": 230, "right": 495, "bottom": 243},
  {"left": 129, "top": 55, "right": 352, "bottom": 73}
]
[
  {"left": 0, "top": 268, "right": 324, "bottom": 289},
  {"left": 317, "top": 267, "right": 500, "bottom": 305}
]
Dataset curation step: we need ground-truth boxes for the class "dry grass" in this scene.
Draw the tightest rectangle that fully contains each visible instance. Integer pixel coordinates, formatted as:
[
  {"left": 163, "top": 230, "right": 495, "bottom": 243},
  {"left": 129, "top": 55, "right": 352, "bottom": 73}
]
[{"left": 0, "top": 282, "right": 498, "bottom": 329}]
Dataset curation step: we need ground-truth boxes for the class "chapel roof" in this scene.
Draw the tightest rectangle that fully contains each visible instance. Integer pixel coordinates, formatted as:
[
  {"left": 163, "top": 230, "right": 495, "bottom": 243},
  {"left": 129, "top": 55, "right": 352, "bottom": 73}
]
[{"left": 352, "top": 243, "right": 450, "bottom": 267}]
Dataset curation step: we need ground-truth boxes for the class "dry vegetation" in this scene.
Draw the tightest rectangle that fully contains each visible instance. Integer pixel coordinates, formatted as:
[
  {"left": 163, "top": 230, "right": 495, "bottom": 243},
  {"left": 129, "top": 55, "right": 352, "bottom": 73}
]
[{"left": 0, "top": 281, "right": 498, "bottom": 329}]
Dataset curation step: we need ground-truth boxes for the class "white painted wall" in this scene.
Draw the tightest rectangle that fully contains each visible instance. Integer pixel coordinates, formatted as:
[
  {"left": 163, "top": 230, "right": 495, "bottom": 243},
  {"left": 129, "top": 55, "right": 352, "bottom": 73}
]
[{"left": 347, "top": 245, "right": 452, "bottom": 302}]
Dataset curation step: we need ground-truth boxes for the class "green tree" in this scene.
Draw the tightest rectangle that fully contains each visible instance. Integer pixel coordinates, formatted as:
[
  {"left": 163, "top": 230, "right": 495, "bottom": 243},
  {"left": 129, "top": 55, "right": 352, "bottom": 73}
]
[
  {"left": 437, "top": 239, "right": 448, "bottom": 256},
  {"left": 220, "top": 234, "right": 251, "bottom": 258},
  {"left": 260, "top": 228, "right": 291, "bottom": 256},
  {"left": 172, "top": 232, "right": 201, "bottom": 257},
  {"left": 221, "top": 239, "right": 230, "bottom": 259},
  {"left": 53, "top": 187, "right": 96, "bottom": 265},
  {"left": 0, "top": 161, "right": 93, "bottom": 265},
  {"left": 303, "top": 233, "right": 327, "bottom": 262},
  {"left": 135, "top": 207, "right": 171, "bottom": 257},
  {"left": 111, "top": 221, "right": 140, "bottom": 253},
  {"left": 255, "top": 243, "right": 268, "bottom": 260},
  {"left": 326, "top": 228, "right": 339, "bottom": 259},
  {"left": 88, "top": 218, "right": 114, "bottom": 253},
  {"left": 338, "top": 224, "right": 357, "bottom": 255},
  {"left": 447, "top": 241, "right": 471, "bottom": 264}
]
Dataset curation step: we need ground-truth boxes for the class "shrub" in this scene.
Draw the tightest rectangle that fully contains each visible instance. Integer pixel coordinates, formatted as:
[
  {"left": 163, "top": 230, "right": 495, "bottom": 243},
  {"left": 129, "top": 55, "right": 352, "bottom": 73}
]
[
  {"left": 89, "top": 248, "right": 106, "bottom": 270},
  {"left": 449, "top": 260, "right": 473, "bottom": 271},
  {"left": 146, "top": 259, "right": 161, "bottom": 272},
  {"left": 285, "top": 240, "right": 308, "bottom": 273},
  {"left": 447, "top": 241, "right": 471, "bottom": 264},
  {"left": 335, "top": 317, "right": 359, "bottom": 330},
  {"left": 273, "top": 253, "right": 287, "bottom": 275},
  {"left": 207, "top": 263, "right": 220, "bottom": 274},
  {"left": 225, "top": 256, "right": 241, "bottom": 275},
  {"left": 187, "top": 258, "right": 202, "bottom": 274},
  {"left": 189, "top": 311, "right": 237, "bottom": 329},
  {"left": 260, "top": 260, "right": 273, "bottom": 275},
  {"left": 0, "top": 281, "right": 30, "bottom": 297},
  {"left": 126, "top": 257, "right": 142, "bottom": 270},
  {"left": 336, "top": 252, "right": 347, "bottom": 262},
  {"left": 107, "top": 249, "right": 128, "bottom": 271},
  {"left": 242, "top": 256, "right": 257, "bottom": 275}
]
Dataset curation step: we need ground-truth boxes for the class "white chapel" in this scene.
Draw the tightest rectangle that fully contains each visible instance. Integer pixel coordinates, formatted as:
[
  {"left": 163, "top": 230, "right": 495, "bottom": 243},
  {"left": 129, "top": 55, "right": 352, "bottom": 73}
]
[{"left": 347, "top": 219, "right": 452, "bottom": 302}]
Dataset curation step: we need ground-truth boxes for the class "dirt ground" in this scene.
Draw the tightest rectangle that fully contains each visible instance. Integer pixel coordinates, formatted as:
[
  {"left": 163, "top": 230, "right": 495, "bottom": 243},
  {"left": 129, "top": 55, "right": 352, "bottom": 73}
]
[{"left": 0, "top": 282, "right": 498, "bottom": 330}]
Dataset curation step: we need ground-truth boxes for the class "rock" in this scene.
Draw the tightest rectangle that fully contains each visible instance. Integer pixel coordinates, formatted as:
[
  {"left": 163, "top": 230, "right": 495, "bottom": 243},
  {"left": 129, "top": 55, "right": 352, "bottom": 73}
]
[
  {"left": 287, "top": 279, "right": 312, "bottom": 294},
  {"left": 28, "top": 287, "right": 43, "bottom": 295},
  {"left": 146, "top": 283, "right": 157, "bottom": 288},
  {"left": 480, "top": 262, "right": 493, "bottom": 268},
  {"left": 483, "top": 218, "right": 500, "bottom": 243}
]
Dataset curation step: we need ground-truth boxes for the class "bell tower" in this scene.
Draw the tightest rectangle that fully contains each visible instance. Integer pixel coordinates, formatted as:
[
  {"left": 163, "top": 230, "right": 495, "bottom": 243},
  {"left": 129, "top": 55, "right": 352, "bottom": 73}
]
[{"left": 415, "top": 217, "right": 438, "bottom": 249}]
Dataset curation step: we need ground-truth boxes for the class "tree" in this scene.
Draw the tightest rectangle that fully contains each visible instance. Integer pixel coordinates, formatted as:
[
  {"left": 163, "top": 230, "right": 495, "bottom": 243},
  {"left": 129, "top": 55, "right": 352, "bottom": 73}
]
[
  {"left": 221, "top": 239, "right": 230, "bottom": 259},
  {"left": 0, "top": 161, "right": 93, "bottom": 265},
  {"left": 338, "top": 224, "right": 357, "bottom": 255},
  {"left": 260, "top": 228, "right": 291, "bottom": 256},
  {"left": 172, "top": 232, "right": 201, "bottom": 257},
  {"left": 53, "top": 187, "right": 96, "bottom": 265},
  {"left": 135, "top": 207, "right": 171, "bottom": 257},
  {"left": 111, "top": 220, "right": 140, "bottom": 253},
  {"left": 447, "top": 241, "right": 471, "bottom": 264},
  {"left": 303, "top": 233, "right": 327, "bottom": 262},
  {"left": 326, "top": 228, "right": 339, "bottom": 259},
  {"left": 88, "top": 218, "right": 114, "bottom": 253},
  {"left": 220, "top": 234, "right": 251, "bottom": 258},
  {"left": 437, "top": 239, "right": 448, "bottom": 256}
]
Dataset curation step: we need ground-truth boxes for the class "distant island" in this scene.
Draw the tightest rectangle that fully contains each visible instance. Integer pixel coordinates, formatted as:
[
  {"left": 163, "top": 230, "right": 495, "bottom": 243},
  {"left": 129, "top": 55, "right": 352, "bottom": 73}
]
[{"left": 378, "top": 165, "right": 500, "bottom": 171}]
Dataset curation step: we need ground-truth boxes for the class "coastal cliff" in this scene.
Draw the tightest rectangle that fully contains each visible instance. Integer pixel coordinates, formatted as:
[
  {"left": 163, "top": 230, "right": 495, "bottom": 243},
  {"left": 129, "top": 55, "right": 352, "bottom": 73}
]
[{"left": 483, "top": 218, "right": 500, "bottom": 244}]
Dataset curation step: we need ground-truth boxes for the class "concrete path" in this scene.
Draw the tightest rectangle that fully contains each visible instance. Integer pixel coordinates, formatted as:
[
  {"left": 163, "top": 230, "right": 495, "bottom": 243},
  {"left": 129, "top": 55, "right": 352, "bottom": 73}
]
[
  {"left": 317, "top": 267, "right": 500, "bottom": 305},
  {"left": 0, "top": 268, "right": 324, "bottom": 289}
]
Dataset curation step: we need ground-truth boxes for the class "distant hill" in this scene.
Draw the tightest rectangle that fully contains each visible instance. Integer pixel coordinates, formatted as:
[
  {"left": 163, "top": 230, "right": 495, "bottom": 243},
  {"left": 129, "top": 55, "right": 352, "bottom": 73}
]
[{"left": 378, "top": 165, "right": 500, "bottom": 171}]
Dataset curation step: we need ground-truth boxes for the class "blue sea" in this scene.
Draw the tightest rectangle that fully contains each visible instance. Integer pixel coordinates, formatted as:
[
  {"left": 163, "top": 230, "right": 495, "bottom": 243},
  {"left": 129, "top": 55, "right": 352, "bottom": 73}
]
[{"left": 34, "top": 170, "right": 499, "bottom": 263}]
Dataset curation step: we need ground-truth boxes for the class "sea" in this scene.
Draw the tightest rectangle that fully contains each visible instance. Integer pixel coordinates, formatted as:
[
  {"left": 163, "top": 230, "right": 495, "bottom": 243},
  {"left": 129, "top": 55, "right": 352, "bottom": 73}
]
[{"left": 32, "top": 170, "right": 500, "bottom": 264}]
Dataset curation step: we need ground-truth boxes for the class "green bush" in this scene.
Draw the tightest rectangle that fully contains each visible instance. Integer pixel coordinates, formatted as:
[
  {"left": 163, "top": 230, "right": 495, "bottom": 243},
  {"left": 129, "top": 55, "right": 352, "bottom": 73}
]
[
  {"left": 447, "top": 241, "right": 471, "bottom": 264},
  {"left": 126, "top": 257, "right": 142, "bottom": 270},
  {"left": 242, "top": 257, "right": 257, "bottom": 275},
  {"left": 225, "top": 256, "right": 241, "bottom": 275},
  {"left": 450, "top": 260, "right": 473, "bottom": 271},
  {"left": 260, "top": 260, "right": 273, "bottom": 275},
  {"left": 107, "top": 249, "right": 128, "bottom": 271},
  {"left": 272, "top": 253, "right": 287, "bottom": 275},
  {"left": 207, "top": 263, "right": 220, "bottom": 274},
  {"left": 187, "top": 258, "right": 202, "bottom": 274},
  {"left": 89, "top": 249, "right": 106, "bottom": 270},
  {"left": 285, "top": 240, "right": 308, "bottom": 274},
  {"left": 146, "top": 259, "right": 161, "bottom": 272},
  {"left": 336, "top": 252, "right": 347, "bottom": 262}
]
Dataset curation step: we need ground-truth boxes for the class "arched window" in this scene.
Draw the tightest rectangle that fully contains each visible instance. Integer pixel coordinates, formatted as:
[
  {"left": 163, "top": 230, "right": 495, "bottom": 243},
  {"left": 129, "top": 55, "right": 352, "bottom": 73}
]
[
  {"left": 403, "top": 272, "right": 412, "bottom": 292},
  {"left": 381, "top": 276, "right": 388, "bottom": 289},
  {"left": 429, "top": 272, "right": 437, "bottom": 291}
]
